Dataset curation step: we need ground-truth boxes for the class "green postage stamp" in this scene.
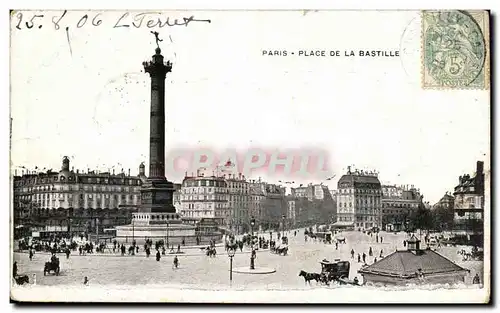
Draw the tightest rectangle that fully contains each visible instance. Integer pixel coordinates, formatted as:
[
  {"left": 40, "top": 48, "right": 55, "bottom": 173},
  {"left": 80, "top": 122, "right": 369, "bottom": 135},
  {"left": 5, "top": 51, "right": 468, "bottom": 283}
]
[{"left": 422, "top": 10, "right": 490, "bottom": 89}]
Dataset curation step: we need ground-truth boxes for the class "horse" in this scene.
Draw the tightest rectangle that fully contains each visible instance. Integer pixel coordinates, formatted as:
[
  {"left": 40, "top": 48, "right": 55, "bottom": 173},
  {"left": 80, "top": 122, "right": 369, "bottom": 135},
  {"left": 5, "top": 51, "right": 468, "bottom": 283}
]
[
  {"left": 337, "top": 238, "right": 346, "bottom": 244},
  {"left": 299, "top": 270, "right": 321, "bottom": 285},
  {"left": 14, "top": 275, "right": 30, "bottom": 285},
  {"left": 457, "top": 249, "right": 473, "bottom": 261},
  {"left": 206, "top": 248, "right": 217, "bottom": 257},
  {"left": 44, "top": 258, "right": 60, "bottom": 276},
  {"left": 276, "top": 246, "right": 288, "bottom": 256}
]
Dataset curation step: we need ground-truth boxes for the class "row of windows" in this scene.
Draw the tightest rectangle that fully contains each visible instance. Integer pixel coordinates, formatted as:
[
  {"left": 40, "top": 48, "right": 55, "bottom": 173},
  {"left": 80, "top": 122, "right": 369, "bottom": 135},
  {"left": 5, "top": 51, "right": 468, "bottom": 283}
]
[
  {"left": 16, "top": 184, "right": 140, "bottom": 193},
  {"left": 33, "top": 193, "right": 136, "bottom": 201},
  {"left": 183, "top": 180, "right": 226, "bottom": 187},
  {"left": 338, "top": 216, "right": 354, "bottom": 222},
  {"left": 182, "top": 195, "right": 227, "bottom": 201},
  {"left": 356, "top": 216, "right": 377, "bottom": 221},
  {"left": 382, "top": 203, "right": 418, "bottom": 208},
  {"left": 183, "top": 203, "right": 228, "bottom": 209},
  {"left": 182, "top": 187, "right": 226, "bottom": 194},
  {"left": 356, "top": 222, "right": 375, "bottom": 227},
  {"left": 338, "top": 202, "right": 380, "bottom": 208},
  {"left": 16, "top": 176, "right": 141, "bottom": 186},
  {"left": 338, "top": 189, "right": 382, "bottom": 194}
]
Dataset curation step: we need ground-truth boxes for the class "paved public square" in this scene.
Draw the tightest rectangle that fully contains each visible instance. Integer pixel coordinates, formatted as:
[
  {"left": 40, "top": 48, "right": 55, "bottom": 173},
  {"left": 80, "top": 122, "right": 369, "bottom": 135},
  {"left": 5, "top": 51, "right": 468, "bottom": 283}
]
[{"left": 13, "top": 230, "right": 483, "bottom": 290}]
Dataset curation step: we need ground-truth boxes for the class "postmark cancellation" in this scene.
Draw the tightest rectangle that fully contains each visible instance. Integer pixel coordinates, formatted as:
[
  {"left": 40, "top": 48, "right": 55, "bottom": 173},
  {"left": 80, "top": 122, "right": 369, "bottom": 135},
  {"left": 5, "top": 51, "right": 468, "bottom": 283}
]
[{"left": 422, "top": 10, "right": 490, "bottom": 90}]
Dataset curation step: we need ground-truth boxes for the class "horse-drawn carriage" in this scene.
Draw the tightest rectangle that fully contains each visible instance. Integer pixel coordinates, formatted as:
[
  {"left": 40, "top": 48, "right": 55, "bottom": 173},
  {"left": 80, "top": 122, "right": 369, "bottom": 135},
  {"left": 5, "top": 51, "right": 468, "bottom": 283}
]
[
  {"left": 314, "top": 232, "right": 333, "bottom": 244},
  {"left": 270, "top": 244, "right": 288, "bottom": 255},
  {"left": 458, "top": 246, "right": 484, "bottom": 261},
  {"left": 44, "top": 256, "right": 60, "bottom": 276},
  {"left": 319, "top": 259, "right": 350, "bottom": 284}
]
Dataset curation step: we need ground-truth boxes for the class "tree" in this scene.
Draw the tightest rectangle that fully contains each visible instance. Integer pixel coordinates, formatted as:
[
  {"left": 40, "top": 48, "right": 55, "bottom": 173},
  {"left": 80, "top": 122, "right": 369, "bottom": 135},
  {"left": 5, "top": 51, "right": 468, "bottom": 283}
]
[
  {"left": 409, "top": 205, "right": 433, "bottom": 232},
  {"left": 431, "top": 204, "right": 454, "bottom": 231}
]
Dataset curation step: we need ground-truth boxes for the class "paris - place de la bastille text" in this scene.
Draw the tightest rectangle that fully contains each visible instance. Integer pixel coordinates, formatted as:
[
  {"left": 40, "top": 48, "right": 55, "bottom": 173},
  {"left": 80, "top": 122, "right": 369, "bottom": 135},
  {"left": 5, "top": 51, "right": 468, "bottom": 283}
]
[{"left": 261, "top": 50, "right": 400, "bottom": 57}]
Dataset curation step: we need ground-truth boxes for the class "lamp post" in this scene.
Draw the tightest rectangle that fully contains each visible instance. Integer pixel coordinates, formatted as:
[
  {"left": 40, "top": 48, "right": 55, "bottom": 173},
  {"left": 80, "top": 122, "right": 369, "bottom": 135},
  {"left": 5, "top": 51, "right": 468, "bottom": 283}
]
[
  {"left": 282, "top": 215, "right": 286, "bottom": 239},
  {"left": 132, "top": 217, "right": 135, "bottom": 243},
  {"left": 250, "top": 217, "right": 255, "bottom": 270},
  {"left": 166, "top": 222, "right": 170, "bottom": 248},
  {"left": 228, "top": 248, "right": 235, "bottom": 284}
]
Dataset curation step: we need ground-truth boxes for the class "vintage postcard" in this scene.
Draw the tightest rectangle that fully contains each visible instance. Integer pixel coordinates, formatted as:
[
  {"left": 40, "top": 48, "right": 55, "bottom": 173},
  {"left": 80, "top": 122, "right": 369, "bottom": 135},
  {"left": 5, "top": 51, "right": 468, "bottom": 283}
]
[{"left": 10, "top": 10, "right": 490, "bottom": 303}]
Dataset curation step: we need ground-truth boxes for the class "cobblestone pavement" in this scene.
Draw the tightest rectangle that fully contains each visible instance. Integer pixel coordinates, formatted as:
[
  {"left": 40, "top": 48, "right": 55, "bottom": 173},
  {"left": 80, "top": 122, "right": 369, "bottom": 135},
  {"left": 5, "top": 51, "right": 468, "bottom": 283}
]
[{"left": 13, "top": 230, "right": 483, "bottom": 289}]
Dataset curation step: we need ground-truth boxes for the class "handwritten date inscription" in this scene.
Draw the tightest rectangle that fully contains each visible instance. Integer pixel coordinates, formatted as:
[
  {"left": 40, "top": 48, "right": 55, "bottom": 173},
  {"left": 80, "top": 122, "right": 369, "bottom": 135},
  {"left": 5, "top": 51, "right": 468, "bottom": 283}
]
[{"left": 13, "top": 11, "right": 211, "bottom": 30}]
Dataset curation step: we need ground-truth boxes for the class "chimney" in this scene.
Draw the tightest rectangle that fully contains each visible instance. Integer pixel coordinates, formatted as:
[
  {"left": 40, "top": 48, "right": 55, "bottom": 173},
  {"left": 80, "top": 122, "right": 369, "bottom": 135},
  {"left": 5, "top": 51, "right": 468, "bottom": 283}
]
[{"left": 476, "top": 161, "right": 484, "bottom": 175}]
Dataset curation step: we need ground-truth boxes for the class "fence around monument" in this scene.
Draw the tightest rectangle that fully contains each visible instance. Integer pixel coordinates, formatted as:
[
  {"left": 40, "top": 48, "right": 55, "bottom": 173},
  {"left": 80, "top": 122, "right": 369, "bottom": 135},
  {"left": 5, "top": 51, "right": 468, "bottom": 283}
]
[{"left": 116, "top": 233, "right": 223, "bottom": 246}]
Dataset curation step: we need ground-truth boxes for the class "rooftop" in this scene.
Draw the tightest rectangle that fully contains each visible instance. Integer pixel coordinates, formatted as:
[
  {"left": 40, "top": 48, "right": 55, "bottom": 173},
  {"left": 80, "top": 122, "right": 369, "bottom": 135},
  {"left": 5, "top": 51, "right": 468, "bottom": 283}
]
[
  {"left": 338, "top": 174, "right": 381, "bottom": 186},
  {"left": 358, "top": 248, "right": 468, "bottom": 278}
]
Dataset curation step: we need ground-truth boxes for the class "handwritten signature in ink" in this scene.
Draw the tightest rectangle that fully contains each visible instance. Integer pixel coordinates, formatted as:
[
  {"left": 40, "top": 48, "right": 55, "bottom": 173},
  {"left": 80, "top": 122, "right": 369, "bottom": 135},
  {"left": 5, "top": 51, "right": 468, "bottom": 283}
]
[{"left": 13, "top": 10, "right": 211, "bottom": 31}]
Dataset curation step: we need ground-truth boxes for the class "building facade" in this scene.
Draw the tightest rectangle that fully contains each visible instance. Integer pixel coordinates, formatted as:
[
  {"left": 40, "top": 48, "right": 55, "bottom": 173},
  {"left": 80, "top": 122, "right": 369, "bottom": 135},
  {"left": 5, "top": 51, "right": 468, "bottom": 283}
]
[
  {"left": 453, "top": 161, "right": 485, "bottom": 237},
  {"left": 173, "top": 183, "right": 182, "bottom": 213},
  {"left": 335, "top": 167, "right": 382, "bottom": 230},
  {"left": 13, "top": 157, "right": 142, "bottom": 238},
  {"left": 433, "top": 192, "right": 455, "bottom": 211},
  {"left": 381, "top": 185, "right": 423, "bottom": 231},
  {"left": 286, "top": 196, "right": 297, "bottom": 226},
  {"left": 226, "top": 174, "right": 251, "bottom": 233},
  {"left": 291, "top": 185, "right": 314, "bottom": 200},
  {"left": 178, "top": 174, "right": 229, "bottom": 226}
]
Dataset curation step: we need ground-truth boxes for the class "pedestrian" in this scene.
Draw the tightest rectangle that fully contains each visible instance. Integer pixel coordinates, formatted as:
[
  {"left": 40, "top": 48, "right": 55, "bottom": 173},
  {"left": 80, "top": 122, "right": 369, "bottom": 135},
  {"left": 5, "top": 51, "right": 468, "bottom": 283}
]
[
  {"left": 403, "top": 240, "right": 406, "bottom": 247},
  {"left": 83, "top": 276, "right": 89, "bottom": 285},
  {"left": 376, "top": 235, "right": 379, "bottom": 243},
  {"left": 29, "top": 249, "right": 34, "bottom": 261},
  {"left": 351, "top": 249, "right": 355, "bottom": 259},
  {"left": 380, "top": 249, "right": 383, "bottom": 258},
  {"left": 173, "top": 256, "right": 179, "bottom": 269},
  {"left": 380, "top": 237, "right": 383, "bottom": 243},
  {"left": 374, "top": 257, "right": 377, "bottom": 263},
  {"left": 362, "top": 252, "right": 366, "bottom": 263},
  {"left": 369, "top": 247, "right": 373, "bottom": 257},
  {"left": 357, "top": 253, "right": 361, "bottom": 263},
  {"left": 473, "top": 273, "right": 480, "bottom": 284},
  {"left": 32, "top": 274, "right": 36, "bottom": 286},
  {"left": 353, "top": 276, "right": 359, "bottom": 285},
  {"left": 156, "top": 250, "right": 161, "bottom": 261}
]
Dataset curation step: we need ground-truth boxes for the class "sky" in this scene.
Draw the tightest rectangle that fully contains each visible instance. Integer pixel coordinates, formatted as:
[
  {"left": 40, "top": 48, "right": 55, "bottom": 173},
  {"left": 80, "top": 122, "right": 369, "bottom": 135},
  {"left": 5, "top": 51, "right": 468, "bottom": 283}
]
[{"left": 10, "top": 10, "right": 490, "bottom": 203}]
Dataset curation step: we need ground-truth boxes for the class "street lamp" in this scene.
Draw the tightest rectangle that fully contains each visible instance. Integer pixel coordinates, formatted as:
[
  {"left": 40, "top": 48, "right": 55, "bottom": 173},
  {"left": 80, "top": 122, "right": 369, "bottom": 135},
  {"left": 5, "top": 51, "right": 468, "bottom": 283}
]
[
  {"left": 250, "top": 217, "right": 256, "bottom": 270},
  {"left": 282, "top": 215, "right": 286, "bottom": 239},
  {"left": 228, "top": 248, "right": 235, "bottom": 284}
]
